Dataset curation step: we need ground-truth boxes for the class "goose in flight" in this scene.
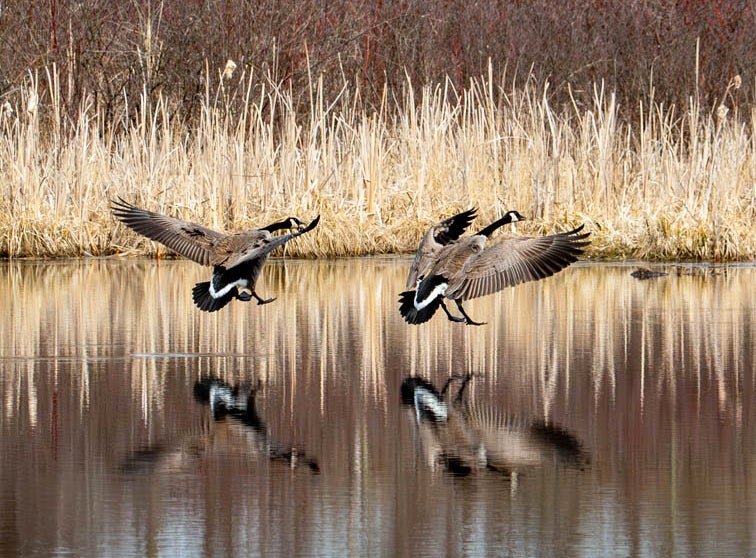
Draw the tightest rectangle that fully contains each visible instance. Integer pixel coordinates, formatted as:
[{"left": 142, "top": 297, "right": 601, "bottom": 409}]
[
  {"left": 112, "top": 198, "right": 319, "bottom": 312},
  {"left": 399, "top": 209, "right": 589, "bottom": 325}
]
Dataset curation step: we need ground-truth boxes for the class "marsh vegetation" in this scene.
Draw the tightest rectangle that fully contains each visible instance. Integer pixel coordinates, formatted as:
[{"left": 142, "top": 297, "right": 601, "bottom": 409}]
[{"left": 0, "top": 2, "right": 754, "bottom": 260}]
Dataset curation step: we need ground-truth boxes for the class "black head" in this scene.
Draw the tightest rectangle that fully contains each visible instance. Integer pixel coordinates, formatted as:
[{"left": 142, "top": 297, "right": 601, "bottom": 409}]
[
  {"left": 262, "top": 216, "right": 307, "bottom": 233},
  {"left": 401, "top": 377, "right": 441, "bottom": 406},
  {"left": 285, "top": 217, "right": 307, "bottom": 230},
  {"left": 504, "top": 210, "right": 525, "bottom": 223}
]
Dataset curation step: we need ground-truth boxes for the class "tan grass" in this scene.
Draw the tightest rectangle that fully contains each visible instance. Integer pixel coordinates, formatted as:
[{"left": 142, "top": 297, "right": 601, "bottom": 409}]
[{"left": 0, "top": 64, "right": 755, "bottom": 260}]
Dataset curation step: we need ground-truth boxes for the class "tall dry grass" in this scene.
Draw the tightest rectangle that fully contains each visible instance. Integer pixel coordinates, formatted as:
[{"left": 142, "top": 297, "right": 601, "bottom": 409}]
[{"left": 0, "top": 64, "right": 755, "bottom": 260}]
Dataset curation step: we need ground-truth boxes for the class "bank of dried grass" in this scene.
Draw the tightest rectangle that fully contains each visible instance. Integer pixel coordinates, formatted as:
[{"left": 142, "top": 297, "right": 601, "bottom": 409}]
[{"left": 1, "top": 66, "right": 754, "bottom": 261}]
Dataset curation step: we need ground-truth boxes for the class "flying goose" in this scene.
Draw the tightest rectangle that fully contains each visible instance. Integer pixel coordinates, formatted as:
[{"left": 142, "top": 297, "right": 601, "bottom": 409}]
[
  {"left": 112, "top": 198, "right": 319, "bottom": 312},
  {"left": 401, "top": 374, "right": 587, "bottom": 476},
  {"left": 399, "top": 209, "right": 589, "bottom": 325}
]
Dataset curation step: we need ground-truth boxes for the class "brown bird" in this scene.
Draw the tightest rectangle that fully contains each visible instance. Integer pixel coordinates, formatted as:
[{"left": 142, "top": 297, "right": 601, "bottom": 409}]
[
  {"left": 112, "top": 198, "right": 319, "bottom": 312},
  {"left": 399, "top": 209, "right": 589, "bottom": 325}
]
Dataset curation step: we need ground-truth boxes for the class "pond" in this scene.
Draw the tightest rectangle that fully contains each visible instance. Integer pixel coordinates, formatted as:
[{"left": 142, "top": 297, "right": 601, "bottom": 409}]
[{"left": 1, "top": 258, "right": 755, "bottom": 557}]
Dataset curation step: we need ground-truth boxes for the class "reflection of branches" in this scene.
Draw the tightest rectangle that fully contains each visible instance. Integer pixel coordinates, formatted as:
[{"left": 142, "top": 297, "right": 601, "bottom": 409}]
[
  {"left": 120, "top": 377, "right": 319, "bottom": 474},
  {"left": 401, "top": 375, "right": 588, "bottom": 477}
]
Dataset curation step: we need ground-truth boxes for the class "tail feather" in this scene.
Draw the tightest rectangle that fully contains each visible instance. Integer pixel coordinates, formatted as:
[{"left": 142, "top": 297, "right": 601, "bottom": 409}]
[
  {"left": 398, "top": 290, "right": 441, "bottom": 324},
  {"left": 192, "top": 281, "right": 237, "bottom": 312}
]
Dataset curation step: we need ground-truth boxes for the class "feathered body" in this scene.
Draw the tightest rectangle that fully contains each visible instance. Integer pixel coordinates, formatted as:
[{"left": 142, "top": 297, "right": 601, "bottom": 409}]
[{"left": 112, "top": 198, "right": 319, "bottom": 312}]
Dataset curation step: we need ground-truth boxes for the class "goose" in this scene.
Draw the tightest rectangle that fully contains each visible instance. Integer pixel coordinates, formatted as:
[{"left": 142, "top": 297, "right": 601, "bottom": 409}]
[
  {"left": 112, "top": 198, "right": 319, "bottom": 312},
  {"left": 400, "top": 374, "right": 587, "bottom": 476},
  {"left": 399, "top": 209, "right": 589, "bottom": 325}
]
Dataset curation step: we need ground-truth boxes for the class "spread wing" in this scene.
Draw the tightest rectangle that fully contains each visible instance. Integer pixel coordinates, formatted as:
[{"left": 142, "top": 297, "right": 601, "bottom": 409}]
[
  {"left": 112, "top": 198, "right": 226, "bottom": 266},
  {"left": 447, "top": 225, "right": 590, "bottom": 300},
  {"left": 220, "top": 215, "right": 320, "bottom": 270},
  {"left": 406, "top": 208, "right": 477, "bottom": 288}
]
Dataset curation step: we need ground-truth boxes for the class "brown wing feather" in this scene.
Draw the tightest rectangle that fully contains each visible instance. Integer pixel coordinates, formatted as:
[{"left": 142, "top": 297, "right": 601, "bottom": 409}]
[
  {"left": 429, "top": 237, "right": 485, "bottom": 281},
  {"left": 406, "top": 209, "right": 477, "bottom": 288},
  {"left": 407, "top": 230, "right": 439, "bottom": 288},
  {"left": 112, "top": 198, "right": 226, "bottom": 266},
  {"left": 211, "top": 230, "right": 271, "bottom": 267},
  {"left": 447, "top": 226, "right": 590, "bottom": 300}
]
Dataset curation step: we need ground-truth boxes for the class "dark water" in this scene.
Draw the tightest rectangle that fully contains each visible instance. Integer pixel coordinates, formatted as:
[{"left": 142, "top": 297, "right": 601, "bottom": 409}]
[{"left": 1, "top": 258, "right": 755, "bottom": 557}]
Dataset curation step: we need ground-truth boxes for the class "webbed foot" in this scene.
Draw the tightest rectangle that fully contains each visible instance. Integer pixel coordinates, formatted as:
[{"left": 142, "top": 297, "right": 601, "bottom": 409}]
[
  {"left": 455, "top": 300, "right": 486, "bottom": 326},
  {"left": 253, "top": 293, "right": 276, "bottom": 305}
]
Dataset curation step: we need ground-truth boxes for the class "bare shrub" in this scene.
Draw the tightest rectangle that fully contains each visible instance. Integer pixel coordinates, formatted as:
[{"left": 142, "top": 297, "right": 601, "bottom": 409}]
[{"left": 0, "top": 1, "right": 754, "bottom": 124}]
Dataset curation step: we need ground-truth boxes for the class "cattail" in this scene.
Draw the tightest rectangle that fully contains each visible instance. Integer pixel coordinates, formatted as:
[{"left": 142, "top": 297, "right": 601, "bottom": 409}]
[
  {"left": 733, "top": 75, "right": 742, "bottom": 90},
  {"left": 222, "top": 59, "right": 237, "bottom": 80},
  {"left": 716, "top": 104, "right": 728, "bottom": 122},
  {"left": 26, "top": 93, "right": 37, "bottom": 115},
  {"left": 1, "top": 101, "right": 12, "bottom": 119}
]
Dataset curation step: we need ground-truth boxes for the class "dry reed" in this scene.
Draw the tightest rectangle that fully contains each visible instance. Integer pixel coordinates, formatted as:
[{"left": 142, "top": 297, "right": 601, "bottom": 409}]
[{"left": 0, "top": 63, "right": 755, "bottom": 261}]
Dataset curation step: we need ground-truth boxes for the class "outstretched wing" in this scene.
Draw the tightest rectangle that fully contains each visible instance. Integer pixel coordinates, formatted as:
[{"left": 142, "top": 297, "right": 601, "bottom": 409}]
[
  {"left": 406, "top": 208, "right": 477, "bottom": 288},
  {"left": 112, "top": 198, "right": 225, "bottom": 266},
  {"left": 220, "top": 215, "right": 320, "bottom": 270},
  {"left": 447, "top": 225, "right": 590, "bottom": 300}
]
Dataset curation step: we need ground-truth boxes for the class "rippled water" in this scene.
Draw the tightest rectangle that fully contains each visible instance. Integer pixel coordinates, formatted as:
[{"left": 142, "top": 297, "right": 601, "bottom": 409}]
[{"left": 1, "top": 258, "right": 755, "bottom": 557}]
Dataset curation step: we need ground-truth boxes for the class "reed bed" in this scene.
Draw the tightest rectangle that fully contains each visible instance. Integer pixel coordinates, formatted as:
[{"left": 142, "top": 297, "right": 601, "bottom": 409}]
[{"left": 0, "top": 65, "right": 754, "bottom": 260}]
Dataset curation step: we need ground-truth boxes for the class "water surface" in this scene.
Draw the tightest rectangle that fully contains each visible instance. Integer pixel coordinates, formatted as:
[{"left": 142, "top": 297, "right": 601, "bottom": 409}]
[{"left": 1, "top": 258, "right": 755, "bottom": 557}]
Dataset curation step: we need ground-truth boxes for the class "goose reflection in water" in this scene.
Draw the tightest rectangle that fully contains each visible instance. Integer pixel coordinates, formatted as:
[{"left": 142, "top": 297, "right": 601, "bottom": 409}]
[
  {"left": 401, "top": 375, "right": 587, "bottom": 477},
  {"left": 121, "top": 378, "right": 319, "bottom": 474},
  {"left": 193, "top": 377, "right": 319, "bottom": 472}
]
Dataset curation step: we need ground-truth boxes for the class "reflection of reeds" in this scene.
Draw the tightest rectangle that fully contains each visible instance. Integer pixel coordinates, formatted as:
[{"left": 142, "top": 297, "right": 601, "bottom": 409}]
[
  {"left": 1, "top": 260, "right": 753, "bottom": 446},
  {"left": 1, "top": 67, "right": 755, "bottom": 259},
  {"left": 1, "top": 260, "right": 756, "bottom": 553},
  {"left": 0, "top": 260, "right": 753, "bottom": 474}
]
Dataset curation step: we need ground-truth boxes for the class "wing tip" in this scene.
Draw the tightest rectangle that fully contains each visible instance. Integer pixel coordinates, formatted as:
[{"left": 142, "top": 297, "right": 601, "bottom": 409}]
[{"left": 111, "top": 196, "right": 137, "bottom": 218}]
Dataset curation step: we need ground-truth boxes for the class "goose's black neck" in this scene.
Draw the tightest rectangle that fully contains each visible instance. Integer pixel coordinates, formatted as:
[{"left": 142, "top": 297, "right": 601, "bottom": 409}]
[
  {"left": 476, "top": 211, "right": 524, "bottom": 237},
  {"left": 260, "top": 218, "right": 294, "bottom": 233}
]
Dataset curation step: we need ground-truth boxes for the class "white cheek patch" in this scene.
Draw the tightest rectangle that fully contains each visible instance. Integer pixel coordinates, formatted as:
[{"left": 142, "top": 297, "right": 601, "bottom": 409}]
[
  {"left": 209, "top": 278, "right": 249, "bottom": 299},
  {"left": 208, "top": 384, "right": 234, "bottom": 415},
  {"left": 413, "top": 387, "right": 448, "bottom": 422},
  {"left": 413, "top": 282, "right": 448, "bottom": 310}
]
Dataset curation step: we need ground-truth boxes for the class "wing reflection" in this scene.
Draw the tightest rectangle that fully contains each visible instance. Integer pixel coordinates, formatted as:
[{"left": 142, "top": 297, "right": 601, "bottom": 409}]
[
  {"left": 401, "top": 375, "right": 588, "bottom": 477},
  {"left": 121, "top": 377, "right": 319, "bottom": 474}
]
